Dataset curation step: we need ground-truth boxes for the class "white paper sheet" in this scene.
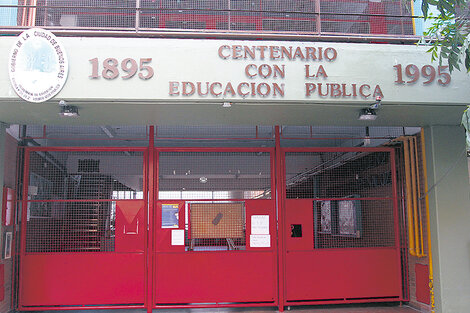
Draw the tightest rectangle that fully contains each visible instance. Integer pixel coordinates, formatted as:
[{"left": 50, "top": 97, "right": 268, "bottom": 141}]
[
  {"left": 171, "top": 229, "right": 185, "bottom": 246},
  {"left": 251, "top": 215, "right": 269, "bottom": 235},
  {"left": 250, "top": 234, "right": 271, "bottom": 248}
]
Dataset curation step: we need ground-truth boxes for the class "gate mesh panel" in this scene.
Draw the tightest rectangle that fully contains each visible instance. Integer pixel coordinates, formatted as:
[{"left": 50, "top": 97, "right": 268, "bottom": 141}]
[
  {"left": 28, "top": 151, "right": 144, "bottom": 200},
  {"left": 23, "top": 125, "right": 149, "bottom": 140},
  {"left": 186, "top": 202, "right": 246, "bottom": 251},
  {"left": 26, "top": 201, "right": 115, "bottom": 252},
  {"left": 158, "top": 151, "right": 271, "bottom": 200},
  {"left": 12, "top": 0, "right": 415, "bottom": 36},
  {"left": 25, "top": 150, "right": 143, "bottom": 253},
  {"left": 155, "top": 125, "right": 273, "bottom": 139},
  {"left": 286, "top": 151, "right": 395, "bottom": 249},
  {"left": 34, "top": 0, "right": 137, "bottom": 28}
]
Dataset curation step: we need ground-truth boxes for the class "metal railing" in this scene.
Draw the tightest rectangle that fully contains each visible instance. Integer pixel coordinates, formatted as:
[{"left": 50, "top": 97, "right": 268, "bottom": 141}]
[{"left": 0, "top": 0, "right": 420, "bottom": 41}]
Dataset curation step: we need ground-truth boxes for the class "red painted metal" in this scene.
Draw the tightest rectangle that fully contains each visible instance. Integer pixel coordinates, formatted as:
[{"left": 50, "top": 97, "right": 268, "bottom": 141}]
[
  {"left": 19, "top": 305, "right": 144, "bottom": 311},
  {"left": 0, "top": 264, "right": 4, "bottom": 302},
  {"left": 155, "top": 147, "right": 274, "bottom": 152},
  {"left": 285, "top": 199, "right": 314, "bottom": 251},
  {"left": 154, "top": 201, "right": 185, "bottom": 253},
  {"left": 20, "top": 253, "right": 145, "bottom": 307},
  {"left": 18, "top": 149, "right": 30, "bottom": 308},
  {"left": 245, "top": 199, "right": 277, "bottom": 252},
  {"left": 147, "top": 126, "right": 155, "bottom": 313},
  {"left": 153, "top": 198, "right": 277, "bottom": 305},
  {"left": 282, "top": 147, "right": 395, "bottom": 153},
  {"left": 390, "top": 149, "right": 405, "bottom": 301},
  {"left": 17, "top": 142, "right": 406, "bottom": 311},
  {"left": 285, "top": 249, "right": 401, "bottom": 301},
  {"left": 274, "top": 126, "right": 285, "bottom": 312},
  {"left": 285, "top": 297, "right": 401, "bottom": 306},
  {"left": 280, "top": 147, "right": 404, "bottom": 308},
  {"left": 154, "top": 252, "right": 276, "bottom": 304},
  {"left": 23, "top": 146, "right": 147, "bottom": 152},
  {"left": 415, "top": 264, "right": 430, "bottom": 304},
  {"left": 155, "top": 303, "right": 275, "bottom": 309},
  {"left": 152, "top": 146, "right": 278, "bottom": 308},
  {"left": 115, "top": 200, "right": 146, "bottom": 252},
  {"left": 18, "top": 147, "right": 148, "bottom": 310}
]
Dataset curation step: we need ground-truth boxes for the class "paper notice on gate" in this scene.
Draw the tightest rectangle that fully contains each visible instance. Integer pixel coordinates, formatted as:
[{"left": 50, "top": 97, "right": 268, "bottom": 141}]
[
  {"left": 250, "top": 234, "right": 271, "bottom": 248},
  {"left": 251, "top": 215, "right": 269, "bottom": 234},
  {"left": 171, "top": 229, "right": 185, "bottom": 246}
]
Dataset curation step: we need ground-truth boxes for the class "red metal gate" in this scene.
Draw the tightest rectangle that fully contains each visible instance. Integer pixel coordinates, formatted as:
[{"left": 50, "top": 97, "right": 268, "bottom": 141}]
[
  {"left": 152, "top": 148, "right": 278, "bottom": 309},
  {"left": 17, "top": 140, "right": 404, "bottom": 311},
  {"left": 18, "top": 147, "right": 148, "bottom": 309},
  {"left": 18, "top": 146, "right": 279, "bottom": 310},
  {"left": 279, "top": 147, "right": 403, "bottom": 307}
]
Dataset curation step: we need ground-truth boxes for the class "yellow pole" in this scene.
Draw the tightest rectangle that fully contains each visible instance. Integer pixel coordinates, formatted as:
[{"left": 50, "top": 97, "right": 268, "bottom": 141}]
[
  {"left": 410, "top": 0, "right": 417, "bottom": 35},
  {"left": 420, "top": 129, "right": 435, "bottom": 312},
  {"left": 410, "top": 137, "right": 420, "bottom": 256},
  {"left": 414, "top": 136, "right": 426, "bottom": 257}
]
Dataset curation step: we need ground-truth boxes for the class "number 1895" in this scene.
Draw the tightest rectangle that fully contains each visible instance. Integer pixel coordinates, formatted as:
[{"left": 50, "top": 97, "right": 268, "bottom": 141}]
[{"left": 89, "top": 57, "right": 154, "bottom": 80}]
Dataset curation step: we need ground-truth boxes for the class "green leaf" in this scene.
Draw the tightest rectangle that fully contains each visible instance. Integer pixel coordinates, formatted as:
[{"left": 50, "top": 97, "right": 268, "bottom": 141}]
[
  {"left": 465, "top": 48, "right": 470, "bottom": 72},
  {"left": 422, "top": 1, "right": 429, "bottom": 18}
]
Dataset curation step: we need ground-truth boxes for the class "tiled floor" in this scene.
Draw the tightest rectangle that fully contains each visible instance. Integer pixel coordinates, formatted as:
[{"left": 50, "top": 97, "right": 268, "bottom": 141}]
[{"left": 33, "top": 304, "right": 421, "bottom": 313}]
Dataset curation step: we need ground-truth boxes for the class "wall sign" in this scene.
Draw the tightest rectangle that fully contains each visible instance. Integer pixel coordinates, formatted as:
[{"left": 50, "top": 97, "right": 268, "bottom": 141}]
[
  {"left": 1, "top": 37, "right": 468, "bottom": 105},
  {"left": 8, "top": 28, "right": 68, "bottom": 103}
]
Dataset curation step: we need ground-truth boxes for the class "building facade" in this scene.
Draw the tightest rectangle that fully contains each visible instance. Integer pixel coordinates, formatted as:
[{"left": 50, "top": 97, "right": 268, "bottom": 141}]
[{"left": 0, "top": 1, "right": 469, "bottom": 313}]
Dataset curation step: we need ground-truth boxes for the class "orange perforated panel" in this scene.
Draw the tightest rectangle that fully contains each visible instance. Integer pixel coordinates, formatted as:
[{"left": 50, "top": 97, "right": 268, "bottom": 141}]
[{"left": 190, "top": 203, "right": 244, "bottom": 239}]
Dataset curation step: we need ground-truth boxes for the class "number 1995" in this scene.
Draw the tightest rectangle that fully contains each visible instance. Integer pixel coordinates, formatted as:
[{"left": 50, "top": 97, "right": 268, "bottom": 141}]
[{"left": 393, "top": 64, "right": 450, "bottom": 86}]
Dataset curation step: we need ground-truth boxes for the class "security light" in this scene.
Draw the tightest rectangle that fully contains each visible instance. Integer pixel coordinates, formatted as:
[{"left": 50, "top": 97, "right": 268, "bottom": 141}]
[
  {"left": 358, "top": 108, "right": 377, "bottom": 120},
  {"left": 358, "top": 97, "right": 381, "bottom": 120},
  {"left": 59, "top": 100, "right": 79, "bottom": 117}
]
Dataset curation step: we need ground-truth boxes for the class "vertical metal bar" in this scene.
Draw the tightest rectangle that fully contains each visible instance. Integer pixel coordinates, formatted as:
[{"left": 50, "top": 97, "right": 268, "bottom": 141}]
[
  {"left": 269, "top": 148, "right": 278, "bottom": 307},
  {"left": 274, "top": 126, "right": 285, "bottom": 312},
  {"left": 30, "top": 0, "right": 37, "bottom": 26},
  {"left": 419, "top": 129, "right": 435, "bottom": 313},
  {"left": 313, "top": 177, "right": 318, "bottom": 249},
  {"left": 390, "top": 148, "right": 404, "bottom": 300},
  {"left": 315, "top": 0, "right": 321, "bottom": 34},
  {"left": 21, "top": 0, "right": 27, "bottom": 27},
  {"left": 403, "top": 139, "right": 415, "bottom": 256},
  {"left": 135, "top": 0, "right": 141, "bottom": 32},
  {"left": 10, "top": 143, "right": 21, "bottom": 311},
  {"left": 409, "top": 137, "right": 420, "bottom": 256},
  {"left": 397, "top": 143, "right": 410, "bottom": 301},
  {"left": 228, "top": 0, "right": 231, "bottom": 31},
  {"left": 413, "top": 136, "right": 425, "bottom": 257},
  {"left": 147, "top": 126, "right": 155, "bottom": 313},
  {"left": 17, "top": 149, "right": 30, "bottom": 308}
]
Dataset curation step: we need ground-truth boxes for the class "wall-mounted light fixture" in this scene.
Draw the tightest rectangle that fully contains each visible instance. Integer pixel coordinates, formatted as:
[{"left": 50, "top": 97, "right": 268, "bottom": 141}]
[
  {"left": 358, "top": 96, "right": 381, "bottom": 120},
  {"left": 58, "top": 100, "right": 79, "bottom": 117},
  {"left": 358, "top": 108, "right": 377, "bottom": 120},
  {"left": 222, "top": 102, "right": 232, "bottom": 108}
]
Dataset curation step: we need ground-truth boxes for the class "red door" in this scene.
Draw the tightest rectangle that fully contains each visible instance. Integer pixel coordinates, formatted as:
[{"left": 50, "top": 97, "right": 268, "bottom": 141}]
[
  {"left": 19, "top": 148, "right": 148, "bottom": 309},
  {"left": 152, "top": 148, "right": 279, "bottom": 308},
  {"left": 281, "top": 148, "right": 403, "bottom": 306}
]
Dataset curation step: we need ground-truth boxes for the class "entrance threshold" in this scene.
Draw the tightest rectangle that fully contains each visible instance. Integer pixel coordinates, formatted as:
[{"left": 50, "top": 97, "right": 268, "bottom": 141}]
[{"left": 33, "top": 303, "right": 421, "bottom": 313}]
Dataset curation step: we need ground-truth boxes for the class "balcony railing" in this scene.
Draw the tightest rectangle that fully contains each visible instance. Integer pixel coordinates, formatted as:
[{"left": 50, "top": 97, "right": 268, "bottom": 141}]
[{"left": 0, "top": 0, "right": 420, "bottom": 41}]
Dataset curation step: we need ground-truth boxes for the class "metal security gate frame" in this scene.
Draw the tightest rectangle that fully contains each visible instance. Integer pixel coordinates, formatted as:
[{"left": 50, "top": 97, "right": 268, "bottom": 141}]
[
  {"left": 152, "top": 147, "right": 279, "bottom": 310},
  {"left": 278, "top": 147, "right": 404, "bottom": 309},
  {"left": 18, "top": 146, "right": 150, "bottom": 310},
  {"left": 15, "top": 126, "right": 408, "bottom": 312}
]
